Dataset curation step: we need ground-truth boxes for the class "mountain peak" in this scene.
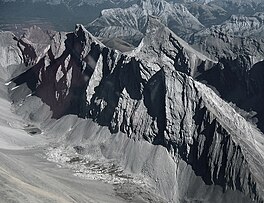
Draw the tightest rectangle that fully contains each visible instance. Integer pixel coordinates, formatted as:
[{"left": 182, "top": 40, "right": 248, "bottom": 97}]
[{"left": 131, "top": 16, "right": 216, "bottom": 77}]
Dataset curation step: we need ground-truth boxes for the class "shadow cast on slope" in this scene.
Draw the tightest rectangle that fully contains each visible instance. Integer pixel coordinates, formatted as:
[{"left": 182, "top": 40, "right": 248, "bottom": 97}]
[
  {"left": 11, "top": 32, "right": 100, "bottom": 118},
  {"left": 197, "top": 58, "right": 264, "bottom": 131}
]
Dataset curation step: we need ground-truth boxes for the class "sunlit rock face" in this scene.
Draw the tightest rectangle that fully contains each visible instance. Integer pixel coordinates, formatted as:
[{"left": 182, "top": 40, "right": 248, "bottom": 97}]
[
  {"left": 87, "top": 0, "right": 204, "bottom": 46},
  {"left": 4, "top": 19, "right": 264, "bottom": 203}
]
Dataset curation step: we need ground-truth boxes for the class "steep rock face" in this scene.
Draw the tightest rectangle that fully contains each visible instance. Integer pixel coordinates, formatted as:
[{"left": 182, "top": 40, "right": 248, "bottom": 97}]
[
  {"left": 11, "top": 25, "right": 106, "bottom": 118},
  {"left": 87, "top": 0, "right": 204, "bottom": 45},
  {"left": 130, "top": 17, "right": 216, "bottom": 77},
  {"left": 187, "top": 22, "right": 264, "bottom": 131},
  {"left": 165, "top": 69, "right": 264, "bottom": 202},
  {"left": 197, "top": 57, "right": 264, "bottom": 131},
  {"left": 7, "top": 23, "right": 264, "bottom": 202},
  {"left": 0, "top": 31, "right": 23, "bottom": 81}
]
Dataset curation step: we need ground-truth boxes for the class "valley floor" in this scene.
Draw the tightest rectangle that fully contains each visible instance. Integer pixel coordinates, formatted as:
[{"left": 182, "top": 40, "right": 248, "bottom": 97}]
[
  {"left": 0, "top": 81, "right": 162, "bottom": 203},
  {"left": 0, "top": 147, "right": 127, "bottom": 203},
  {"left": 0, "top": 80, "right": 126, "bottom": 203}
]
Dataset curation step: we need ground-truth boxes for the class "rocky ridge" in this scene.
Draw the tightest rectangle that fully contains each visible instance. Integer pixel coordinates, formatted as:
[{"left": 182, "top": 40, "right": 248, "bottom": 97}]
[
  {"left": 86, "top": 0, "right": 264, "bottom": 58},
  {"left": 185, "top": 0, "right": 264, "bottom": 27},
  {"left": 4, "top": 20, "right": 264, "bottom": 202},
  {"left": 87, "top": 0, "right": 204, "bottom": 46},
  {"left": 203, "top": 13, "right": 264, "bottom": 38},
  {"left": 187, "top": 19, "right": 264, "bottom": 131}
]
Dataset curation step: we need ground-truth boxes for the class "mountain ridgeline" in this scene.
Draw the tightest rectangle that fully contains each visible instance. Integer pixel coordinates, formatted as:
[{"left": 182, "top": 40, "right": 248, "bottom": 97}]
[
  {"left": 5, "top": 16, "right": 264, "bottom": 203},
  {"left": 0, "top": 0, "right": 264, "bottom": 202}
]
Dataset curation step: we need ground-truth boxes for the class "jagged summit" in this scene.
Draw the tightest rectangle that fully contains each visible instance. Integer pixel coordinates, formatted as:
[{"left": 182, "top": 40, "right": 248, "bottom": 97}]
[
  {"left": 1, "top": 0, "right": 264, "bottom": 202},
  {"left": 2, "top": 24, "right": 263, "bottom": 202},
  {"left": 74, "top": 24, "right": 105, "bottom": 47},
  {"left": 130, "top": 16, "right": 216, "bottom": 77}
]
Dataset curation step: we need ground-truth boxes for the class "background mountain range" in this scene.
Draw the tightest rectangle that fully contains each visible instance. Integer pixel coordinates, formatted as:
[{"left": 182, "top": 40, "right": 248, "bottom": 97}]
[{"left": 1, "top": 0, "right": 264, "bottom": 32}]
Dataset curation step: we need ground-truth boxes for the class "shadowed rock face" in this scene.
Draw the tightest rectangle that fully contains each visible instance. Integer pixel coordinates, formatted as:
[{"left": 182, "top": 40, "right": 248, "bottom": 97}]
[
  {"left": 198, "top": 58, "right": 264, "bottom": 131},
  {"left": 188, "top": 28, "right": 264, "bottom": 131},
  {"left": 12, "top": 26, "right": 102, "bottom": 118},
  {"left": 6, "top": 22, "right": 264, "bottom": 203}
]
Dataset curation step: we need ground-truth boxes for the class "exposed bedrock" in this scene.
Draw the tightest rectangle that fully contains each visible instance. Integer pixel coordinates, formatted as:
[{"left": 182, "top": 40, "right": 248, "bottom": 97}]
[
  {"left": 197, "top": 56, "right": 264, "bottom": 132},
  {"left": 185, "top": 25, "right": 264, "bottom": 132},
  {"left": 11, "top": 25, "right": 104, "bottom": 118},
  {"left": 5, "top": 24, "right": 264, "bottom": 202},
  {"left": 87, "top": 0, "right": 204, "bottom": 46}
]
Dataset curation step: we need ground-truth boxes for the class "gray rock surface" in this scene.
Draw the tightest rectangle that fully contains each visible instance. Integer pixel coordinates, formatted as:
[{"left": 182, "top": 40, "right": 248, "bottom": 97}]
[
  {"left": 175, "top": 0, "right": 264, "bottom": 27},
  {"left": 4, "top": 22, "right": 264, "bottom": 202},
  {"left": 87, "top": 0, "right": 204, "bottom": 46},
  {"left": 203, "top": 13, "right": 264, "bottom": 38},
  {"left": 186, "top": 16, "right": 264, "bottom": 131}
]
